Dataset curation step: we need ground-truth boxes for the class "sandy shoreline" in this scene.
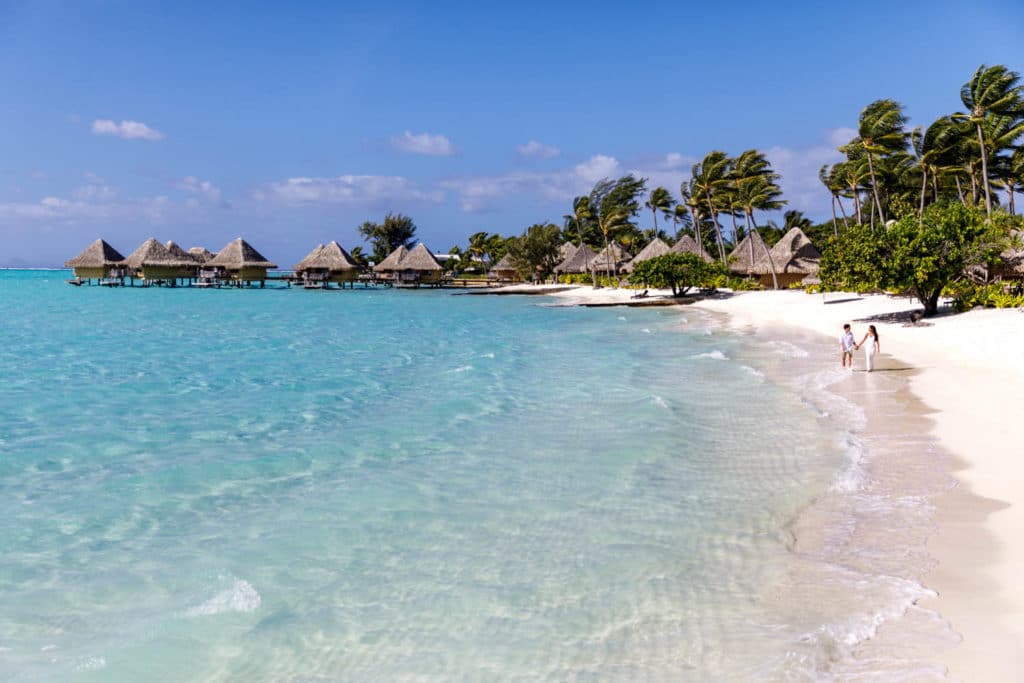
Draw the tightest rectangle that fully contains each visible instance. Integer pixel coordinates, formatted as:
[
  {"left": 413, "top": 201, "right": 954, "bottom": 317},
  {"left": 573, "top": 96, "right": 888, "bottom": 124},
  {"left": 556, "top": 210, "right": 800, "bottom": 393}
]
[{"left": 536, "top": 284, "right": 1024, "bottom": 679}]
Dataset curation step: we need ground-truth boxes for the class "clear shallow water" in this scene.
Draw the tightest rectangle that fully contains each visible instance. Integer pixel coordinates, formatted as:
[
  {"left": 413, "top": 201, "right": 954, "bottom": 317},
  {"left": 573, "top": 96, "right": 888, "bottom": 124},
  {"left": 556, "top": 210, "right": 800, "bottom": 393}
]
[{"left": 0, "top": 272, "right": 935, "bottom": 681}]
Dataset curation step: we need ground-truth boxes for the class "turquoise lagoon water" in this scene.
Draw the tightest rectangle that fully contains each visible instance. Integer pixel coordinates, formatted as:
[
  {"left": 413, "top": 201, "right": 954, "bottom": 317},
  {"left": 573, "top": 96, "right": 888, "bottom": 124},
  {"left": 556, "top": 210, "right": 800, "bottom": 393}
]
[{"left": 0, "top": 271, "right": 932, "bottom": 681}]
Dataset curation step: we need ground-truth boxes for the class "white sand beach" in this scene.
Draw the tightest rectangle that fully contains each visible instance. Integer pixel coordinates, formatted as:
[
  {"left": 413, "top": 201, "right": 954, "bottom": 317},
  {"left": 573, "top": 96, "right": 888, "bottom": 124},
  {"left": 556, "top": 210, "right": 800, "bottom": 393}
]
[{"left": 541, "top": 284, "right": 1024, "bottom": 679}]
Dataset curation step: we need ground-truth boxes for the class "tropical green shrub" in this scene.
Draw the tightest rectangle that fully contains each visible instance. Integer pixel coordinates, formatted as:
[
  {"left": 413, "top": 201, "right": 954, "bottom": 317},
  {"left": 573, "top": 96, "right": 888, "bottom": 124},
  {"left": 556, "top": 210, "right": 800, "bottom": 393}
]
[
  {"left": 631, "top": 253, "right": 725, "bottom": 296},
  {"left": 950, "top": 282, "right": 1024, "bottom": 311}
]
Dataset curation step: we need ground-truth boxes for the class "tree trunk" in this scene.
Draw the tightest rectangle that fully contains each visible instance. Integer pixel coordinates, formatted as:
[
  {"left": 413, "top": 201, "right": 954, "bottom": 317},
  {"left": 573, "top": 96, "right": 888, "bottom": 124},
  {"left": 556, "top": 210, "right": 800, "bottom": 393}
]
[
  {"left": 652, "top": 208, "right": 658, "bottom": 232},
  {"left": 704, "top": 189, "right": 727, "bottom": 264},
  {"left": 730, "top": 210, "right": 741, "bottom": 244},
  {"left": 749, "top": 211, "right": 779, "bottom": 290},
  {"left": 977, "top": 122, "right": 992, "bottom": 217},
  {"left": 830, "top": 195, "right": 839, "bottom": 237},
  {"left": 694, "top": 211, "right": 704, "bottom": 259},
  {"left": 1008, "top": 181, "right": 1016, "bottom": 216},
  {"left": 954, "top": 174, "right": 966, "bottom": 204},
  {"left": 866, "top": 150, "right": 885, "bottom": 226},
  {"left": 931, "top": 174, "right": 939, "bottom": 203},
  {"left": 919, "top": 167, "right": 928, "bottom": 216},
  {"left": 836, "top": 194, "right": 850, "bottom": 229},
  {"left": 920, "top": 288, "right": 941, "bottom": 316},
  {"left": 970, "top": 171, "right": 979, "bottom": 206}
]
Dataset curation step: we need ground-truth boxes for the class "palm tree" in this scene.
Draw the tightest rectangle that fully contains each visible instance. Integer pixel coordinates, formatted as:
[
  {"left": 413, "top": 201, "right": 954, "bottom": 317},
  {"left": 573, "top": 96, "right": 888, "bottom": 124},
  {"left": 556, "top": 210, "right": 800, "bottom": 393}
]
[
  {"left": 645, "top": 187, "right": 675, "bottom": 233},
  {"left": 466, "top": 231, "right": 490, "bottom": 261},
  {"left": 733, "top": 149, "right": 785, "bottom": 289},
  {"left": 915, "top": 116, "right": 962, "bottom": 214},
  {"left": 597, "top": 205, "right": 630, "bottom": 284},
  {"left": 819, "top": 164, "right": 843, "bottom": 234},
  {"left": 680, "top": 181, "right": 705, "bottom": 258},
  {"left": 1004, "top": 147, "right": 1024, "bottom": 215},
  {"left": 567, "top": 195, "right": 596, "bottom": 285},
  {"left": 671, "top": 203, "right": 690, "bottom": 237},
  {"left": 691, "top": 151, "right": 732, "bottom": 262},
  {"left": 854, "top": 99, "right": 910, "bottom": 227},
  {"left": 783, "top": 210, "right": 812, "bottom": 231},
  {"left": 957, "top": 64, "right": 1024, "bottom": 217}
]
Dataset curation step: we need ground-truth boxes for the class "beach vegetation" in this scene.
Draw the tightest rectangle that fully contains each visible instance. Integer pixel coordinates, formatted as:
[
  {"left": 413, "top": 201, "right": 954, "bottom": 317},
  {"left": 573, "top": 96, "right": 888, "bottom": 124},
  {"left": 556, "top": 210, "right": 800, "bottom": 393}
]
[
  {"left": 504, "top": 223, "right": 562, "bottom": 281},
  {"left": 821, "top": 203, "right": 1003, "bottom": 314},
  {"left": 630, "top": 253, "right": 726, "bottom": 296},
  {"left": 358, "top": 212, "right": 418, "bottom": 264},
  {"left": 950, "top": 281, "right": 1024, "bottom": 311}
]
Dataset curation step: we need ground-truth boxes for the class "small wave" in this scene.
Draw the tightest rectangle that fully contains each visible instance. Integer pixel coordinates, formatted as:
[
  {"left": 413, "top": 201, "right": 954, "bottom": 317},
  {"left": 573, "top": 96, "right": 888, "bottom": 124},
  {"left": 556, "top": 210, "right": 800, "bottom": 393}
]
[
  {"left": 767, "top": 340, "right": 810, "bottom": 358},
  {"left": 652, "top": 396, "right": 669, "bottom": 409},
  {"left": 693, "top": 350, "right": 728, "bottom": 361},
  {"left": 75, "top": 656, "right": 106, "bottom": 671},
  {"left": 451, "top": 365, "right": 473, "bottom": 373},
  {"left": 187, "top": 579, "right": 261, "bottom": 616},
  {"left": 617, "top": 316, "right": 627, "bottom": 321},
  {"left": 480, "top": 353, "right": 495, "bottom": 359},
  {"left": 641, "top": 328, "right": 651, "bottom": 334},
  {"left": 740, "top": 365, "right": 765, "bottom": 379}
]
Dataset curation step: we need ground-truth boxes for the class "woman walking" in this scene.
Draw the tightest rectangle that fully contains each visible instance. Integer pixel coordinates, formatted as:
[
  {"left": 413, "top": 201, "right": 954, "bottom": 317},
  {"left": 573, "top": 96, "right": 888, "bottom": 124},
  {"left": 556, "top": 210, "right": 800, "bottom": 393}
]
[{"left": 857, "top": 325, "right": 880, "bottom": 372}]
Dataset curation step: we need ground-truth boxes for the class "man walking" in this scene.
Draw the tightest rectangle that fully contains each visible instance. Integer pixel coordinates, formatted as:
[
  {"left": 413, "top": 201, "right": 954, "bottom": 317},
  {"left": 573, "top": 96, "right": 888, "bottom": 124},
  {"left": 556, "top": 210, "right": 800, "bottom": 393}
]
[{"left": 840, "top": 323, "right": 856, "bottom": 369}]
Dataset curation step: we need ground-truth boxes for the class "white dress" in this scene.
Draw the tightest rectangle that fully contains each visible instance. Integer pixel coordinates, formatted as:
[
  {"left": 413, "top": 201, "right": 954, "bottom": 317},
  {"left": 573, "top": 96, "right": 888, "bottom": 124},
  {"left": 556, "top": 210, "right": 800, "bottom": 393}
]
[{"left": 864, "top": 337, "right": 877, "bottom": 371}]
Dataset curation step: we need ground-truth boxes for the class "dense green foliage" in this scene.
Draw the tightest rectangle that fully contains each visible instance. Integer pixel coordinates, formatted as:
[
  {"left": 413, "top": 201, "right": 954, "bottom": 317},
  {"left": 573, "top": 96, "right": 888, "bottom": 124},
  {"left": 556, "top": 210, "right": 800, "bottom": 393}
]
[
  {"left": 820, "top": 203, "right": 1002, "bottom": 313},
  {"left": 504, "top": 223, "right": 562, "bottom": 280},
  {"left": 950, "top": 281, "right": 1024, "bottom": 311},
  {"left": 358, "top": 212, "right": 417, "bottom": 264},
  {"left": 630, "top": 253, "right": 727, "bottom": 296}
]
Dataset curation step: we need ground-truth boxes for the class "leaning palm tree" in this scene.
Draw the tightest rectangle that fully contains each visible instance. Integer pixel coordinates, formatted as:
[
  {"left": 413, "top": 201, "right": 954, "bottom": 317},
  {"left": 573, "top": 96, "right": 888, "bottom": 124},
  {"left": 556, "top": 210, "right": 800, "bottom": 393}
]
[
  {"left": 597, "top": 205, "right": 630, "bottom": 284},
  {"left": 671, "top": 202, "right": 690, "bottom": 237},
  {"left": 957, "top": 64, "right": 1024, "bottom": 217},
  {"left": 733, "top": 149, "right": 785, "bottom": 288},
  {"left": 818, "top": 164, "right": 847, "bottom": 234},
  {"left": 680, "top": 181, "right": 705, "bottom": 258},
  {"left": 1004, "top": 147, "right": 1024, "bottom": 215},
  {"left": 854, "top": 100, "right": 910, "bottom": 227},
  {"left": 915, "top": 116, "right": 962, "bottom": 214},
  {"left": 568, "top": 195, "right": 596, "bottom": 285},
  {"left": 691, "top": 151, "right": 732, "bottom": 263},
  {"left": 644, "top": 187, "right": 675, "bottom": 234}
]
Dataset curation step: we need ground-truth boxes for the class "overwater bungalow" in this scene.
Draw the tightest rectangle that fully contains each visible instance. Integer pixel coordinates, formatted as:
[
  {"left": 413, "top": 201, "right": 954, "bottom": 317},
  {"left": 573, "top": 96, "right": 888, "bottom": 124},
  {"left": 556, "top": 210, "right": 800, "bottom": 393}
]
[
  {"left": 671, "top": 234, "right": 714, "bottom": 262},
  {"left": 293, "top": 241, "right": 361, "bottom": 288},
  {"left": 123, "top": 238, "right": 196, "bottom": 286},
  {"left": 622, "top": 237, "right": 670, "bottom": 273},
  {"left": 206, "top": 238, "right": 277, "bottom": 287},
  {"left": 750, "top": 228, "right": 822, "bottom": 288},
  {"left": 188, "top": 247, "right": 216, "bottom": 263},
  {"left": 374, "top": 243, "right": 444, "bottom": 286},
  {"left": 728, "top": 231, "right": 771, "bottom": 276},
  {"left": 555, "top": 244, "right": 596, "bottom": 280},
  {"left": 63, "top": 239, "right": 127, "bottom": 285},
  {"left": 165, "top": 241, "right": 202, "bottom": 280},
  {"left": 488, "top": 253, "right": 521, "bottom": 282}
]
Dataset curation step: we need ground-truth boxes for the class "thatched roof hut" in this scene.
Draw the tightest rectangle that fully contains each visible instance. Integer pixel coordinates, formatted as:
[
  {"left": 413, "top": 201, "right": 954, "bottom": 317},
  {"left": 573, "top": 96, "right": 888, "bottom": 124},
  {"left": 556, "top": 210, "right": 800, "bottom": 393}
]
[
  {"left": 556, "top": 242, "right": 578, "bottom": 264},
  {"left": 373, "top": 243, "right": 443, "bottom": 284},
  {"left": 592, "top": 242, "right": 632, "bottom": 273},
  {"left": 64, "top": 239, "right": 126, "bottom": 278},
  {"left": 122, "top": 238, "right": 196, "bottom": 281},
  {"left": 750, "top": 228, "right": 821, "bottom": 288},
  {"left": 207, "top": 237, "right": 277, "bottom": 282},
  {"left": 373, "top": 245, "right": 408, "bottom": 273},
  {"left": 489, "top": 253, "right": 520, "bottom": 282},
  {"left": 996, "top": 230, "right": 1024, "bottom": 279},
  {"left": 294, "top": 241, "right": 360, "bottom": 283},
  {"left": 728, "top": 230, "right": 771, "bottom": 274},
  {"left": 188, "top": 247, "right": 216, "bottom": 263},
  {"left": 555, "top": 244, "right": 596, "bottom": 274},
  {"left": 671, "top": 234, "right": 713, "bottom": 262},
  {"left": 166, "top": 240, "right": 200, "bottom": 264},
  {"left": 622, "top": 237, "right": 670, "bottom": 273}
]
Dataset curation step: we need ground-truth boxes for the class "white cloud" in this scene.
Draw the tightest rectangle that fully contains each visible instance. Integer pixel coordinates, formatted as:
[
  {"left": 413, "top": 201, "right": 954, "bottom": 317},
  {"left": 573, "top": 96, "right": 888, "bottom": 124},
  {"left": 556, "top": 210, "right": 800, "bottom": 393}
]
[
  {"left": 517, "top": 140, "right": 560, "bottom": 160},
  {"left": 390, "top": 130, "right": 455, "bottom": 156},
  {"left": 440, "top": 152, "right": 696, "bottom": 212},
  {"left": 91, "top": 119, "right": 165, "bottom": 141},
  {"left": 71, "top": 183, "right": 118, "bottom": 202},
  {"left": 253, "top": 175, "right": 444, "bottom": 205},
  {"left": 179, "top": 176, "right": 224, "bottom": 205},
  {"left": 766, "top": 128, "right": 849, "bottom": 218}
]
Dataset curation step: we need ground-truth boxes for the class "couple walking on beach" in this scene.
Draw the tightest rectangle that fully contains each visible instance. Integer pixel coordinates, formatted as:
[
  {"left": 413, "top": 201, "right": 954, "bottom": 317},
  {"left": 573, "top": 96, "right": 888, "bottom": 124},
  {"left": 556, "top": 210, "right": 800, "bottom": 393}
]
[{"left": 841, "top": 323, "right": 880, "bottom": 372}]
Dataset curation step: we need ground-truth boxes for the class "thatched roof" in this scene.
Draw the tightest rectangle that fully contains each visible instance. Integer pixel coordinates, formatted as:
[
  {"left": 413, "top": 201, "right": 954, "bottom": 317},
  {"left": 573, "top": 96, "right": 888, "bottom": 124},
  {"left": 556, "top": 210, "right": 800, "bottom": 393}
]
[
  {"left": 750, "top": 228, "right": 821, "bottom": 275},
  {"left": 165, "top": 240, "right": 200, "bottom": 264},
  {"left": 622, "top": 237, "right": 670, "bottom": 272},
  {"left": 188, "top": 247, "right": 216, "bottom": 263},
  {"left": 64, "top": 239, "right": 125, "bottom": 268},
  {"left": 373, "top": 245, "right": 408, "bottom": 272},
  {"left": 207, "top": 238, "right": 277, "bottom": 269},
  {"left": 671, "top": 234, "right": 713, "bottom": 262},
  {"left": 294, "top": 241, "right": 359, "bottom": 272},
  {"left": 401, "top": 243, "right": 443, "bottom": 271},
  {"left": 591, "top": 242, "right": 631, "bottom": 271},
  {"left": 999, "top": 230, "right": 1024, "bottom": 275},
  {"left": 557, "top": 241, "right": 578, "bottom": 262},
  {"left": 555, "top": 244, "right": 596, "bottom": 273},
  {"left": 124, "top": 238, "right": 194, "bottom": 268},
  {"left": 728, "top": 231, "right": 771, "bottom": 274},
  {"left": 489, "top": 253, "right": 515, "bottom": 273}
]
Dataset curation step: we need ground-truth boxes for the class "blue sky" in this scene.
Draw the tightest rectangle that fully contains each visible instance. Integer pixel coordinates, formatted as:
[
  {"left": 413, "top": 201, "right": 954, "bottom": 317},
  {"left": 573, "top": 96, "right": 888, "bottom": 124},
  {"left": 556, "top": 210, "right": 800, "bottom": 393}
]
[{"left": 1, "top": 0, "right": 1022, "bottom": 266}]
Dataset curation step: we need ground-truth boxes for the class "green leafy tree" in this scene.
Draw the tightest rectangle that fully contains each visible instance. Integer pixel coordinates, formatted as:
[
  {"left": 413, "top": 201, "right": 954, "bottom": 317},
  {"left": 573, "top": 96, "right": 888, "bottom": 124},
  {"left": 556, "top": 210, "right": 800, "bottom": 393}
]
[
  {"left": 691, "top": 151, "right": 732, "bottom": 262},
  {"left": 349, "top": 245, "right": 369, "bottom": 268},
  {"left": 956, "top": 64, "right": 1024, "bottom": 217},
  {"left": 820, "top": 203, "right": 1001, "bottom": 315},
  {"left": 819, "top": 164, "right": 849, "bottom": 233},
  {"left": 630, "top": 252, "right": 721, "bottom": 296},
  {"left": 358, "top": 212, "right": 417, "bottom": 263},
  {"left": 505, "top": 223, "right": 562, "bottom": 281}
]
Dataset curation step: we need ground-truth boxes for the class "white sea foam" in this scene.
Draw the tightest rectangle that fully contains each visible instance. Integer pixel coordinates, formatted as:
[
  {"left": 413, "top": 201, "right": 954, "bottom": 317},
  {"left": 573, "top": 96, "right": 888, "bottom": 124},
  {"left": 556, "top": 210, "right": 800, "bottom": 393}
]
[
  {"left": 480, "top": 353, "right": 495, "bottom": 359},
  {"left": 641, "top": 328, "right": 651, "bottom": 334},
  {"left": 186, "top": 579, "right": 261, "bottom": 617},
  {"left": 693, "top": 350, "right": 728, "bottom": 360},
  {"left": 652, "top": 396, "right": 669, "bottom": 409},
  {"left": 75, "top": 656, "right": 106, "bottom": 671},
  {"left": 451, "top": 365, "right": 473, "bottom": 373},
  {"left": 768, "top": 340, "right": 811, "bottom": 358},
  {"left": 740, "top": 365, "right": 765, "bottom": 379}
]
